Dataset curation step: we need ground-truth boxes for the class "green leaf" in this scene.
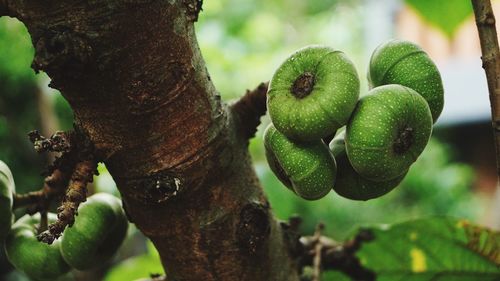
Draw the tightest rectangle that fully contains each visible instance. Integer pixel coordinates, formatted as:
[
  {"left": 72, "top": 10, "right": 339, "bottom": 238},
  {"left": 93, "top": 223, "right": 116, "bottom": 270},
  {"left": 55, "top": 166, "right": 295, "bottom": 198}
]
[
  {"left": 356, "top": 217, "right": 500, "bottom": 280},
  {"left": 405, "top": 0, "right": 473, "bottom": 38}
]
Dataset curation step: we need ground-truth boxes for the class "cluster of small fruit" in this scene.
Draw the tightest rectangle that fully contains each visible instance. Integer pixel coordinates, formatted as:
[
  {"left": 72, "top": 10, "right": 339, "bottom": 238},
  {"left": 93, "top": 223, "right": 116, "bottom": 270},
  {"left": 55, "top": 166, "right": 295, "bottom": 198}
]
[
  {"left": 264, "top": 39, "right": 443, "bottom": 201},
  {"left": 0, "top": 161, "right": 128, "bottom": 280}
]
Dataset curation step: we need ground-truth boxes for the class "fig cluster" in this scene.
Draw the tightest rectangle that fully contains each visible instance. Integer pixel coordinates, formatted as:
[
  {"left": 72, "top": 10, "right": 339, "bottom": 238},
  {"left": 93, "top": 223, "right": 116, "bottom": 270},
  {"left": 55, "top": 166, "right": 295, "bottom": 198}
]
[
  {"left": 265, "top": 40, "right": 443, "bottom": 201},
  {"left": 0, "top": 162, "right": 128, "bottom": 281}
]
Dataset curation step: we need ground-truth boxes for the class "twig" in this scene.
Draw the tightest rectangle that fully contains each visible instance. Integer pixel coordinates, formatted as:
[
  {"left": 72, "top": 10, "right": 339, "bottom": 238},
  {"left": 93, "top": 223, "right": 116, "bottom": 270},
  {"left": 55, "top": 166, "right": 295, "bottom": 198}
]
[
  {"left": 299, "top": 228, "right": 376, "bottom": 281},
  {"left": 312, "top": 223, "right": 325, "bottom": 281},
  {"left": 39, "top": 211, "right": 48, "bottom": 233},
  {"left": 230, "top": 82, "right": 269, "bottom": 141},
  {"left": 13, "top": 168, "right": 72, "bottom": 211},
  {"left": 38, "top": 160, "right": 97, "bottom": 244},
  {"left": 472, "top": 0, "right": 500, "bottom": 177}
]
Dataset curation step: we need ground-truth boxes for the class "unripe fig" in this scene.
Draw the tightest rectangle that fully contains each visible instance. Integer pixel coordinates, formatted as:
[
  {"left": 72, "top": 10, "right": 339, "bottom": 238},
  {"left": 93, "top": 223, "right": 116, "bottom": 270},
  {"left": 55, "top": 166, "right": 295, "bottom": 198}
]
[
  {"left": 330, "top": 133, "right": 407, "bottom": 200},
  {"left": 267, "top": 45, "right": 360, "bottom": 141},
  {"left": 0, "top": 160, "right": 15, "bottom": 242},
  {"left": 5, "top": 214, "right": 70, "bottom": 280},
  {"left": 60, "top": 193, "right": 128, "bottom": 270},
  {"left": 346, "top": 84, "right": 432, "bottom": 182},
  {"left": 368, "top": 39, "right": 444, "bottom": 122},
  {"left": 264, "top": 123, "right": 336, "bottom": 200}
]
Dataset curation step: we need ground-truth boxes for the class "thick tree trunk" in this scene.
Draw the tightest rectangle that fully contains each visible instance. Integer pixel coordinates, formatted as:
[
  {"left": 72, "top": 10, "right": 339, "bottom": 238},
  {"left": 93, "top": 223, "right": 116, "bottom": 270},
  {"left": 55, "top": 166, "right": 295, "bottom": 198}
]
[{"left": 1, "top": 1, "right": 299, "bottom": 280}]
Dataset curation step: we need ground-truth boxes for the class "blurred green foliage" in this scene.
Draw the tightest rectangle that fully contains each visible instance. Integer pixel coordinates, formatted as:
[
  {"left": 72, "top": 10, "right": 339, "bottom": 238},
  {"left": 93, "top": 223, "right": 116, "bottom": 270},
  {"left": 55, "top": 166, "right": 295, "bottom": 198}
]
[
  {"left": 104, "top": 241, "right": 164, "bottom": 281},
  {"left": 0, "top": 18, "right": 74, "bottom": 196},
  {"left": 197, "top": 0, "right": 365, "bottom": 100},
  {"left": 0, "top": 0, "right": 492, "bottom": 280},
  {"left": 0, "top": 18, "right": 44, "bottom": 194},
  {"left": 405, "top": 0, "right": 473, "bottom": 38}
]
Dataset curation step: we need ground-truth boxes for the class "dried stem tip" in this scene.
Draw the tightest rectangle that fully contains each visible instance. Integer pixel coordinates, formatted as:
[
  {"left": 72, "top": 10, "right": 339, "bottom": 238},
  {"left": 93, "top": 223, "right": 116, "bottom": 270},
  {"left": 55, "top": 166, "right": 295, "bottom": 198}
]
[
  {"left": 393, "top": 127, "right": 414, "bottom": 154},
  {"left": 292, "top": 72, "right": 315, "bottom": 99}
]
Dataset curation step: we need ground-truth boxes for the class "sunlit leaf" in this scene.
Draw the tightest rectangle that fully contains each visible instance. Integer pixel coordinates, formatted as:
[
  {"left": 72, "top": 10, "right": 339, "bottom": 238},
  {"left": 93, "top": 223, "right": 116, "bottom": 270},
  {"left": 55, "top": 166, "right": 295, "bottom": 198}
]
[
  {"left": 355, "top": 217, "right": 500, "bottom": 280},
  {"left": 405, "top": 0, "right": 473, "bottom": 38}
]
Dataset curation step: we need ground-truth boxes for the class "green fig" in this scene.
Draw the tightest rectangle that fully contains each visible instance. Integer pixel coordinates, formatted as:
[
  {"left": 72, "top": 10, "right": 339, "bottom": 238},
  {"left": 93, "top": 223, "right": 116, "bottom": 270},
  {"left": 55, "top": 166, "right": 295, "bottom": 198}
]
[
  {"left": 5, "top": 214, "right": 70, "bottom": 281},
  {"left": 60, "top": 193, "right": 128, "bottom": 270},
  {"left": 264, "top": 123, "right": 336, "bottom": 200},
  {"left": 330, "top": 133, "right": 407, "bottom": 201},
  {"left": 346, "top": 84, "right": 432, "bottom": 182},
  {"left": 267, "top": 45, "right": 360, "bottom": 141},
  {"left": 368, "top": 39, "right": 444, "bottom": 122},
  {"left": 0, "top": 160, "right": 15, "bottom": 242}
]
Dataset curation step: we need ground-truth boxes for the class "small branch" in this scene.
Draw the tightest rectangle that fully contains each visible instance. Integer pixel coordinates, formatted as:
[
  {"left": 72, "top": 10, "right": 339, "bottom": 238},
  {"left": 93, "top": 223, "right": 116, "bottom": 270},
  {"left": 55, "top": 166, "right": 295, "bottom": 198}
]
[
  {"left": 472, "top": 0, "right": 500, "bottom": 177},
  {"left": 312, "top": 223, "right": 325, "bottom": 281},
  {"left": 300, "top": 229, "right": 376, "bottom": 281},
  {"left": 13, "top": 168, "right": 72, "bottom": 211},
  {"left": 37, "top": 159, "right": 97, "bottom": 244},
  {"left": 230, "top": 82, "right": 269, "bottom": 141},
  {"left": 38, "top": 211, "right": 48, "bottom": 233}
]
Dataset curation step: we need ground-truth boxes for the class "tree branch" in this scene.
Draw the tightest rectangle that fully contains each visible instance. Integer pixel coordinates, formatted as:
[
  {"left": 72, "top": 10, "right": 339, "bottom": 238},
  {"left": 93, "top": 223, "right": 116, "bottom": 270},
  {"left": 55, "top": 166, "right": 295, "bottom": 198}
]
[
  {"left": 231, "top": 82, "right": 269, "bottom": 141},
  {"left": 472, "top": 0, "right": 500, "bottom": 177},
  {"left": 13, "top": 168, "right": 71, "bottom": 211},
  {"left": 300, "top": 229, "right": 376, "bottom": 281},
  {"left": 8, "top": 1, "right": 299, "bottom": 279},
  {"left": 38, "top": 159, "right": 97, "bottom": 244}
]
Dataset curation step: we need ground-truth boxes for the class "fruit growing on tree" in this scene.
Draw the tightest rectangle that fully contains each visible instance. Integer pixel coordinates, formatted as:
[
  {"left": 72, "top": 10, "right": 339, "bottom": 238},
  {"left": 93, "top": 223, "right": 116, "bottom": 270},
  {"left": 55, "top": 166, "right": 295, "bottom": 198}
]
[
  {"left": 346, "top": 84, "right": 433, "bottom": 182},
  {"left": 0, "top": 161, "right": 15, "bottom": 242},
  {"left": 267, "top": 45, "right": 360, "bottom": 141},
  {"left": 330, "top": 133, "right": 407, "bottom": 200},
  {"left": 61, "top": 193, "right": 128, "bottom": 270},
  {"left": 4, "top": 214, "right": 70, "bottom": 280},
  {"left": 264, "top": 123, "right": 336, "bottom": 200},
  {"left": 368, "top": 39, "right": 444, "bottom": 122}
]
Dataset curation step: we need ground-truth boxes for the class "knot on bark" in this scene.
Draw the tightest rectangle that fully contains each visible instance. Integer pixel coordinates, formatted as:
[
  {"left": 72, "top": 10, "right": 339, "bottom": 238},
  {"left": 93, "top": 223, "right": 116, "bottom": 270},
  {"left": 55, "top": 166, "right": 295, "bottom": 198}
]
[
  {"left": 127, "top": 171, "right": 183, "bottom": 204},
  {"left": 237, "top": 202, "right": 271, "bottom": 255},
  {"left": 184, "top": 0, "right": 203, "bottom": 22},
  {"left": 32, "top": 26, "right": 92, "bottom": 76}
]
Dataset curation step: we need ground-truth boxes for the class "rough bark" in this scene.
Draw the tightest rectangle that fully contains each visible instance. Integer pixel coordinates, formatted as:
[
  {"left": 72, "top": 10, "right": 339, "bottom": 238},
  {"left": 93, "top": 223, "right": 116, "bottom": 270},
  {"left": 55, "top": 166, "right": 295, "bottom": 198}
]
[{"left": 2, "top": 1, "right": 298, "bottom": 280}]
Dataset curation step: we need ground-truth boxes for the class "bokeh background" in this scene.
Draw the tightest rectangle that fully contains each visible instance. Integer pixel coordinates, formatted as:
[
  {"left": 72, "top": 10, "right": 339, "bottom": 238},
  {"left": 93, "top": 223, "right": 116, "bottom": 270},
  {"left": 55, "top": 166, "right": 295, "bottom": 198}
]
[{"left": 0, "top": 0, "right": 498, "bottom": 280}]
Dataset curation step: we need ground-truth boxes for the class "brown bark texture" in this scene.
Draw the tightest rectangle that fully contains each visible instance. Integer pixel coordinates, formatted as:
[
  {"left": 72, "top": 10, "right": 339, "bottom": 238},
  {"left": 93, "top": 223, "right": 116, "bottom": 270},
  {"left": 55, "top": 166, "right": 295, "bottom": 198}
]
[
  {"left": 472, "top": 0, "right": 500, "bottom": 178},
  {"left": 1, "top": 1, "right": 299, "bottom": 280}
]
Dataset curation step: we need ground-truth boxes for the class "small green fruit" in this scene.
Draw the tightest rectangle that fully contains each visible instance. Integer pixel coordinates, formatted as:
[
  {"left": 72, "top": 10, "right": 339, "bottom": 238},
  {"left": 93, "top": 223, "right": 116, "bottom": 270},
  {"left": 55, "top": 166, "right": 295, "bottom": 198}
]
[
  {"left": 264, "top": 123, "right": 336, "bottom": 200},
  {"left": 0, "top": 160, "right": 15, "bottom": 242},
  {"left": 5, "top": 214, "right": 70, "bottom": 281},
  {"left": 267, "top": 45, "right": 360, "bottom": 141},
  {"left": 60, "top": 193, "right": 128, "bottom": 270},
  {"left": 330, "top": 133, "right": 407, "bottom": 201},
  {"left": 368, "top": 39, "right": 444, "bottom": 122},
  {"left": 346, "top": 84, "right": 432, "bottom": 182}
]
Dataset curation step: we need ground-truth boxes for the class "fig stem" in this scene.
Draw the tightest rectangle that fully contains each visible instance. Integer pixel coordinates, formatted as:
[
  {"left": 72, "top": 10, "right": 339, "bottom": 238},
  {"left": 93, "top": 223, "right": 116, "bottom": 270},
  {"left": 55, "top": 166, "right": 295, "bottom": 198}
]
[
  {"left": 393, "top": 127, "right": 414, "bottom": 154},
  {"left": 38, "top": 211, "right": 48, "bottom": 234},
  {"left": 291, "top": 72, "right": 315, "bottom": 99}
]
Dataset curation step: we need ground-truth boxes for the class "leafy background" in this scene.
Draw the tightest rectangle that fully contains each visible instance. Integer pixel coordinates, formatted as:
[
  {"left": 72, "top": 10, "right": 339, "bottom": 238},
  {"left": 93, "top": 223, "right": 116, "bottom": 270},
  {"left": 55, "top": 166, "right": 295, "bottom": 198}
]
[{"left": 0, "top": 0, "right": 498, "bottom": 280}]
